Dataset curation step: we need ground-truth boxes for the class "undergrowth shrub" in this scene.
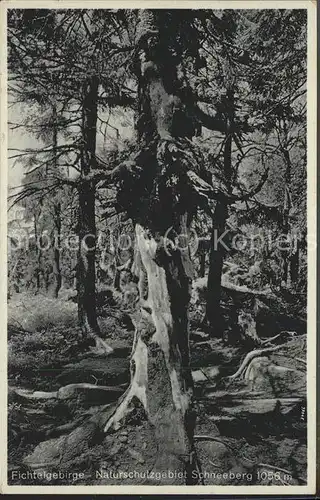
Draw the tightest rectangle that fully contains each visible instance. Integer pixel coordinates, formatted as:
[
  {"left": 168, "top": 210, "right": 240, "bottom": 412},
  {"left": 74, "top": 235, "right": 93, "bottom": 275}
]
[
  {"left": 8, "top": 293, "right": 77, "bottom": 333},
  {"left": 8, "top": 326, "right": 82, "bottom": 389}
]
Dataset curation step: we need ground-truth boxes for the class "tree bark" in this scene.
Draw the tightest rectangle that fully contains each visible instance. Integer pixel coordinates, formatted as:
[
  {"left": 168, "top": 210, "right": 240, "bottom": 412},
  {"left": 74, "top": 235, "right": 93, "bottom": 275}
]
[
  {"left": 34, "top": 214, "right": 42, "bottom": 293},
  {"left": 50, "top": 106, "right": 62, "bottom": 299},
  {"left": 280, "top": 118, "right": 295, "bottom": 288},
  {"left": 205, "top": 88, "right": 233, "bottom": 335},
  {"left": 199, "top": 250, "right": 206, "bottom": 278},
  {"left": 51, "top": 202, "right": 62, "bottom": 298},
  {"left": 206, "top": 200, "right": 228, "bottom": 335},
  {"left": 77, "top": 180, "right": 98, "bottom": 332},
  {"left": 77, "top": 76, "right": 112, "bottom": 353},
  {"left": 290, "top": 236, "right": 300, "bottom": 285}
]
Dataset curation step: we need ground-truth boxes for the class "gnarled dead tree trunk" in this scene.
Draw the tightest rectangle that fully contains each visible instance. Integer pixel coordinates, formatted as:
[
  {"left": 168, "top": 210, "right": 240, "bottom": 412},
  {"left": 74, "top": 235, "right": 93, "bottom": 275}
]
[{"left": 103, "top": 10, "right": 202, "bottom": 483}]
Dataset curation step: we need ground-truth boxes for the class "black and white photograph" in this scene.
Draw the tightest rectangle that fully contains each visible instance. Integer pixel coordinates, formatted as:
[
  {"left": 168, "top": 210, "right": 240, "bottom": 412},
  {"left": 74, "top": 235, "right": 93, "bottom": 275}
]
[{"left": 2, "top": 1, "right": 317, "bottom": 493}]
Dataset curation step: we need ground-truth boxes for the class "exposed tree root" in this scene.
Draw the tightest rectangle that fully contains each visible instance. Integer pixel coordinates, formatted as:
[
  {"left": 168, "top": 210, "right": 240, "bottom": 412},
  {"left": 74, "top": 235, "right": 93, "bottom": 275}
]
[
  {"left": 12, "top": 383, "right": 124, "bottom": 401},
  {"left": 14, "top": 389, "right": 58, "bottom": 400},
  {"left": 261, "top": 333, "right": 282, "bottom": 345},
  {"left": 44, "top": 421, "right": 80, "bottom": 438},
  {"left": 196, "top": 438, "right": 305, "bottom": 485},
  {"left": 227, "top": 340, "right": 300, "bottom": 381},
  {"left": 295, "top": 357, "right": 307, "bottom": 365},
  {"left": 257, "top": 463, "right": 306, "bottom": 484},
  {"left": 270, "top": 352, "right": 307, "bottom": 368},
  {"left": 23, "top": 404, "right": 115, "bottom": 470},
  {"left": 258, "top": 463, "right": 294, "bottom": 476},
  {"left": 194, "top": 435, "right": 234, "bottom": 453}
]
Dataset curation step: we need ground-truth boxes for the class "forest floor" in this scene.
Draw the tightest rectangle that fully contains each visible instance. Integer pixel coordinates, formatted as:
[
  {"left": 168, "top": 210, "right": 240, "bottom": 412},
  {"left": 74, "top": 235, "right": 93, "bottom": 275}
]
[{"left": 7, "top": 289, "right": 307, "bottom": 486}]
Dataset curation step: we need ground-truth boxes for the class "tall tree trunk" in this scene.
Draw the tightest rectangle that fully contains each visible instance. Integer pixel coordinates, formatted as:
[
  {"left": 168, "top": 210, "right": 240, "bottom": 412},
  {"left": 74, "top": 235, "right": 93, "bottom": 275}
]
[
  {"left": 105, "top": 10, "right": 199, "bottom": 483},
  {"left": 34, "top": 215, "right": 41, "bottom": 293},
  {"left": 206, "top": 200, "right": 228, "bottom": 334},
  {"left": 281, "top": 184, "right": 291, "bottom": 287},
  {"left": 290, "top": 236, "right": 300, "bottom": 285},
  {"left": 199, "top": 247, "right": 206, "bottom": 278},
  {"left": 50, "top": 104, "right": 62, "bottom": 299},
  {"left": 206, "top": 88, "right": 233, "bottom": 335},
  {"left": 280, "top": 118, "right": 294, "bottom": 288},
  {"left": 51, "top": 202, "right": 62, "bottom": 298},
  {"left": 77, "top": 76, "right": 112, "bottom": 353},
  {"left": 78, "top": 180, "right": 101, "bottom": 332}
]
